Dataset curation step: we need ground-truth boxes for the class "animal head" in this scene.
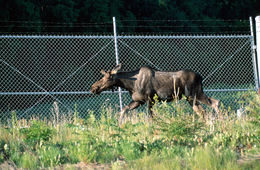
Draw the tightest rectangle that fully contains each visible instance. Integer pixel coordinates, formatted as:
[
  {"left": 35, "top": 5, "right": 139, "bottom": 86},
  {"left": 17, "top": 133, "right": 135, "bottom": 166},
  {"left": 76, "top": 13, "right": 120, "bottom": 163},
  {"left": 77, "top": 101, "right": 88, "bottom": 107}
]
[{"left": 90, "top": 64, "right": 122, "bottom": 94}]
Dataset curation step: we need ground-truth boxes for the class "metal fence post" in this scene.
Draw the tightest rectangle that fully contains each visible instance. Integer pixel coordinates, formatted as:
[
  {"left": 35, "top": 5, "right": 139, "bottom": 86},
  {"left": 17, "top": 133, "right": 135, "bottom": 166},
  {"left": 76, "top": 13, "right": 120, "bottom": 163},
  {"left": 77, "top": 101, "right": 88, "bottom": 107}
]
[
  {"left": 250, "top": 17, "right": 259, "bottom": 90},
  {"left": 113, "top": 17, "right": 123, "bottom": 111},
  {"left": 255, "top": 16, "right": 260, "bottom": 89}
]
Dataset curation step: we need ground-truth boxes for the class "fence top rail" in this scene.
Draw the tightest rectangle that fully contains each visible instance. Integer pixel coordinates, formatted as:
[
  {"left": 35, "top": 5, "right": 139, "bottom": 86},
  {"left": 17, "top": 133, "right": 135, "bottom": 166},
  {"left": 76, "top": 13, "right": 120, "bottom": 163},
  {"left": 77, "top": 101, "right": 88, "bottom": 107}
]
[
  {"left": 0, "top": 34, "right": 252, "bottom": 39},
  {"left": 0, "top": 35, "right": 114, "bottom": 39},
  {"left": 118, "top": 35, "right": 252, "bottom": 39}
]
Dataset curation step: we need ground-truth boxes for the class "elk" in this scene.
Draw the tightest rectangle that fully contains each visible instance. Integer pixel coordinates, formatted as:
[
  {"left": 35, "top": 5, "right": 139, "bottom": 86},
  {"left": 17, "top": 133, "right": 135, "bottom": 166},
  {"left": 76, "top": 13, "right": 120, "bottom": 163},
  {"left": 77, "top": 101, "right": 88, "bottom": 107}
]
[{"left": 91, "top": 64, "right": 220, "bottom": 123}]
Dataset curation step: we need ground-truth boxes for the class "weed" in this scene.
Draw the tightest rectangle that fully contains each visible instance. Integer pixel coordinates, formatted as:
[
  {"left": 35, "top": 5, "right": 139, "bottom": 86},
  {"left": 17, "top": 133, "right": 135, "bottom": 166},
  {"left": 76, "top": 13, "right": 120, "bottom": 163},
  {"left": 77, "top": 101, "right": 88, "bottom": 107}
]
[
  {"left": 20, "top": 120, "right": 56, "bottom": 146},
  {"left": 0, "top": 91, "right": 259, "bottom": 169}
]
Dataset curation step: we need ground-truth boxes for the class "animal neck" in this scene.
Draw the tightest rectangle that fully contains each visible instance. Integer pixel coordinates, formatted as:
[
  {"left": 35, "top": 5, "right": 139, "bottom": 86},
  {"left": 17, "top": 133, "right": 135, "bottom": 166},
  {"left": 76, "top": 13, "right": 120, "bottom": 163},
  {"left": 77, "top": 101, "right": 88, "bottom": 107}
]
[{"left": 115, "top": 71, "right": 137, "bottom": 92}]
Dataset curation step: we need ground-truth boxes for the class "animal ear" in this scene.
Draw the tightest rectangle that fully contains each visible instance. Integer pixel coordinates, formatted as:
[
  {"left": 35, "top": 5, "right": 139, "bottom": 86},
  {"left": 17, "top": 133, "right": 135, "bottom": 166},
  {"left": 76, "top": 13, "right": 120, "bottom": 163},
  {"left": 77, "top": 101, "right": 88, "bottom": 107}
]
[
  {"left": 100, "top": 69, "right": 106, "bottom": 75},
  {"left": 111, "top": 63, "right": 122, "bottom": 74}
]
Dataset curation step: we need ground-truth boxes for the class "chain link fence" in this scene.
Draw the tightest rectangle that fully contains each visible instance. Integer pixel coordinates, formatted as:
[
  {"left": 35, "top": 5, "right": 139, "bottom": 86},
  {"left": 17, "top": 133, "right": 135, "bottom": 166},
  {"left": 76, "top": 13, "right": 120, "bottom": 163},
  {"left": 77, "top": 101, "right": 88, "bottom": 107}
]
[{"left": 0, "top": 34, "right": 257, "bottom": 121}]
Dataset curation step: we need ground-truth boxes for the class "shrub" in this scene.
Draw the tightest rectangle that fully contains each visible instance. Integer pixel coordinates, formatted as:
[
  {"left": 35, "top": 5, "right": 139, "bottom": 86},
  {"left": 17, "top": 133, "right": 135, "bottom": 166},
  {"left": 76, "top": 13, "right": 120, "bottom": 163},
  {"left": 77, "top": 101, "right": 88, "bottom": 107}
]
[
  {"left": 152, "top": 97, "right": 205, "bottom": 146},
  {"left": 20, "top": 121, "right": 56, "bottom": 146}
]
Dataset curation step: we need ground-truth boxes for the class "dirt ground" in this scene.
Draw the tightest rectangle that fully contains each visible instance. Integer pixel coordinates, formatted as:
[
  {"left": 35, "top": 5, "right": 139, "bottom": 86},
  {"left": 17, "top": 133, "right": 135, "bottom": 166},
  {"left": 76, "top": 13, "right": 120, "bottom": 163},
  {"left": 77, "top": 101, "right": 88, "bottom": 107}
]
[
  {"left": 57, "top": 162, "right": 112, "bottom": 170},
  {"left": 0, "top": 161, "right": 19, "bottom": 170}
]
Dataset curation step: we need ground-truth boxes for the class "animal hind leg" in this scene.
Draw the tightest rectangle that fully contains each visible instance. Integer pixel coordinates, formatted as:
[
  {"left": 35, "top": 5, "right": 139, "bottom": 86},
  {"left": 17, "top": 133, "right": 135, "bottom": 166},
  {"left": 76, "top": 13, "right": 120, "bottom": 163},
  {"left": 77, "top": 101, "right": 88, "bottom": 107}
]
[
  {"left": 197, "top": 93, "right": 221, "bottom": 117},
  {"left": 187, "top": 98, "right": 205, "bottom": 118},
  {"left": 208, "top": 97, "right": 220, "bottom": 114},
  {"left": 147, "top": 100, "right": 154, "bottom": 118},
  {"left": 119, "top": 101, "right": 143, "bottom": 125}
]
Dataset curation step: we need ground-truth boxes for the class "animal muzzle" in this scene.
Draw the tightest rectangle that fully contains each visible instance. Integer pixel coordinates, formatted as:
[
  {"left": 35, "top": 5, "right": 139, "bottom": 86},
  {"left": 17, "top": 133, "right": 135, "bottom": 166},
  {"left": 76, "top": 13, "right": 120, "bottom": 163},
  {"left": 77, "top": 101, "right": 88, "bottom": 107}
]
[{"left": 90, "top": 86, "right": 101, "bottom": 95}]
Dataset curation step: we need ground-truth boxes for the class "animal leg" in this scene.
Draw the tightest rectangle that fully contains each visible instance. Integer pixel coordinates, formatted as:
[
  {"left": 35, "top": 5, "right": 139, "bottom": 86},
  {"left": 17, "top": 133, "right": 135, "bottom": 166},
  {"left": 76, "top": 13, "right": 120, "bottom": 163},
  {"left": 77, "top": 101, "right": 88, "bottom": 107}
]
[
  {"left": 119, "top": 101, "right": 142, "bottom": 125},
  {"left": 187, "top": 99, "right": 205, "bottom": 118},
  {"left": 147, "top": 101, "right": 154, "bottom": 117},
  {"left": 197, "top": 93, "right": 221, "bottom": 118},
  {"left": 208, "top": 97, "right": 220, "bottom": 115}
]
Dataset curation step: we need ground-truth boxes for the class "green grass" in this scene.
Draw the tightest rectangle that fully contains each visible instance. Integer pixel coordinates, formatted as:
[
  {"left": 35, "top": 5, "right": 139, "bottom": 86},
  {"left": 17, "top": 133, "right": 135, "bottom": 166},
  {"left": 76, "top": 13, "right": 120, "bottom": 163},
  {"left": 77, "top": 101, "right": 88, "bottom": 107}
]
[
  {"left": 0, "top": 89, "right": 254, "bottom": 122},
  {"left": 0, "top": 91, "right": 259, "bottom": 169}
]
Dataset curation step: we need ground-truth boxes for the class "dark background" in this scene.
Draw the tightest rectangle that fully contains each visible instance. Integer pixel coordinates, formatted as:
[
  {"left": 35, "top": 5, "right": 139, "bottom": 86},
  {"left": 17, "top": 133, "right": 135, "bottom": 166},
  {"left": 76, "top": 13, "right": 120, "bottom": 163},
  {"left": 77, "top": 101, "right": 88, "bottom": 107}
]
[{"left": 0, "top": 0, "right": 259, "bottom": 34}]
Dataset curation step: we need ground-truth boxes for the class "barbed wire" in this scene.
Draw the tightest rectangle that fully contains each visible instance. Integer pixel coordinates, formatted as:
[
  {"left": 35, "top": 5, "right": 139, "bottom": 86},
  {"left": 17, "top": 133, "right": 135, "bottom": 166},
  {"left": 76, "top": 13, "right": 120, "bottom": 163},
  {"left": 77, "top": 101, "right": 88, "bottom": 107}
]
[
  {"left": 0, "top": 20, "right": 113, "bottom": 25},
  {"left": 0, "top": 25, "right": 112, "bottom": 28},
  {"left": 0, "top": 19, "right": 249, "bottom": 25},
  {"left": 0, "top": 19, "right": 250, "bottom": 34},
  {"left": 0, "top": 30, "right": 251, "bottom": 35},
  {"left": 119, "top": 19, "right": 249, "bottom": 22},
  {"left": 0, "top": 25, "right": 248, "bottom": 28}
]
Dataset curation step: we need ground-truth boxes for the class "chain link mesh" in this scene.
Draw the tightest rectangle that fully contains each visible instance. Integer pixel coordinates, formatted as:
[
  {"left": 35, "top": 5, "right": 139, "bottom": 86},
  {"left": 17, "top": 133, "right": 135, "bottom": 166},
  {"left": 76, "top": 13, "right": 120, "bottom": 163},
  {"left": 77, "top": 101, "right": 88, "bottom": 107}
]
[{"left": 0, "top": 35, "right": 257, "bottom": 121}]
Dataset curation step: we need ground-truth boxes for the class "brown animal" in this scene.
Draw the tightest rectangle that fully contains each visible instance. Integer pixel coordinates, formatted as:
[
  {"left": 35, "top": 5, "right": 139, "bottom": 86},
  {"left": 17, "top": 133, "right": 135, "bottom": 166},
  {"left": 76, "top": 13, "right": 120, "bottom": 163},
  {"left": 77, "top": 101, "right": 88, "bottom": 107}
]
[{"left": 91, "top": 64, "right": 220, "bottom": 123}]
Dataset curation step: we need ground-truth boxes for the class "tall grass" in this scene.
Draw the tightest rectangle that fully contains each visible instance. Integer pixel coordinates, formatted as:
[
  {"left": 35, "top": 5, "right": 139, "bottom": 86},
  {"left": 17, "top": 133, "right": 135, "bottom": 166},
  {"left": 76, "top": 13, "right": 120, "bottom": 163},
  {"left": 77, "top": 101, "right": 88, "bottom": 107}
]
[{"left": 0, "top": 91, "right": 259, "bottom": 169}]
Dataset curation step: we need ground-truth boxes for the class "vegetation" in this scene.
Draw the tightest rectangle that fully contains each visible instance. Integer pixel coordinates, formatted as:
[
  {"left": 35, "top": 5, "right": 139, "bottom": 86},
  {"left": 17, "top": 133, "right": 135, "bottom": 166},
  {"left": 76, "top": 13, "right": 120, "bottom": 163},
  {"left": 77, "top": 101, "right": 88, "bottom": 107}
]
[
  {"left": 0, "top": 0, "right": 259, "bottom": 34},
  {"left": 0, "top": 91, "right": 259, "bottom": 169}
]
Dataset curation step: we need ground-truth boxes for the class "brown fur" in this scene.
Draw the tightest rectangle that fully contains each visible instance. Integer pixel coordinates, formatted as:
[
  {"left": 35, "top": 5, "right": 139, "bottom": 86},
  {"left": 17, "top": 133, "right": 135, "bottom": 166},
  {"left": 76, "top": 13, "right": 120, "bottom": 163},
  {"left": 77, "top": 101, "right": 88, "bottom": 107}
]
[{"left": 91, "top": 64, "right": 220, "bottom": 123}]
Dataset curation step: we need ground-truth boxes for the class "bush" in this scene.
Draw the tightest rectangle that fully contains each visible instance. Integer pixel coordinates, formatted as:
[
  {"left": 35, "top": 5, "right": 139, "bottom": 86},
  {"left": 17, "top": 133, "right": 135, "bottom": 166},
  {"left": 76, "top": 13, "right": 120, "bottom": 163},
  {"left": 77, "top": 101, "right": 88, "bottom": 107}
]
[
  {"left": 152, "top": 97, "right": 205, "bottom": 146},
  {"left": 20, "top": 121, "right": 56, "bottom": 146}
]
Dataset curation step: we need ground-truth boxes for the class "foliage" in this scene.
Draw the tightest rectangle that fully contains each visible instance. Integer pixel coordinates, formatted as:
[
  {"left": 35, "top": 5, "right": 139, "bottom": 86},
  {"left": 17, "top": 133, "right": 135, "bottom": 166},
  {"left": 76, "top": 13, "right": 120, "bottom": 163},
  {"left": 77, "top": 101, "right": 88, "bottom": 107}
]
[
  {"left": 245, "top": 91, "right": 260, "bottom": 127},
  {"left": 0, "top": 91, "right": 259, "bottom": 169},
  {"left": 0, "top": 0, "right": 259, "bottom": 33},
  {"left": 20, "top": 120, "right": 56, "bottom": 146},
  {"left": 126, "top": 147, "right": 239, "bottom": 170},
  {"left": 152, "top": 97, "right": 205, "bottom": 146}
]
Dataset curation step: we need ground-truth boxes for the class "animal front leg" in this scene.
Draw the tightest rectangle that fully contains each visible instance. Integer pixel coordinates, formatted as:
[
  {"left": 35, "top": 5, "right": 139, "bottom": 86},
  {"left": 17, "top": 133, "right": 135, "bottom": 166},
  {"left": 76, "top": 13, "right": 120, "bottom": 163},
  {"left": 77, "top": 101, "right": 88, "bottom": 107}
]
[
  {"left": 207, "top": 97, "right": 220, "bottom": 114},
  {"left": 197, "top": 94, "right": 221, "bottom": 118},
  {"left": 187, "top": 99, "right": 205, "bottom": 118},
  {"left": 119, "top": 101, "right": 142, "bottom": 125},
  {"left": 147, "top": 101, "right": 154, "bottom": 117}
]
